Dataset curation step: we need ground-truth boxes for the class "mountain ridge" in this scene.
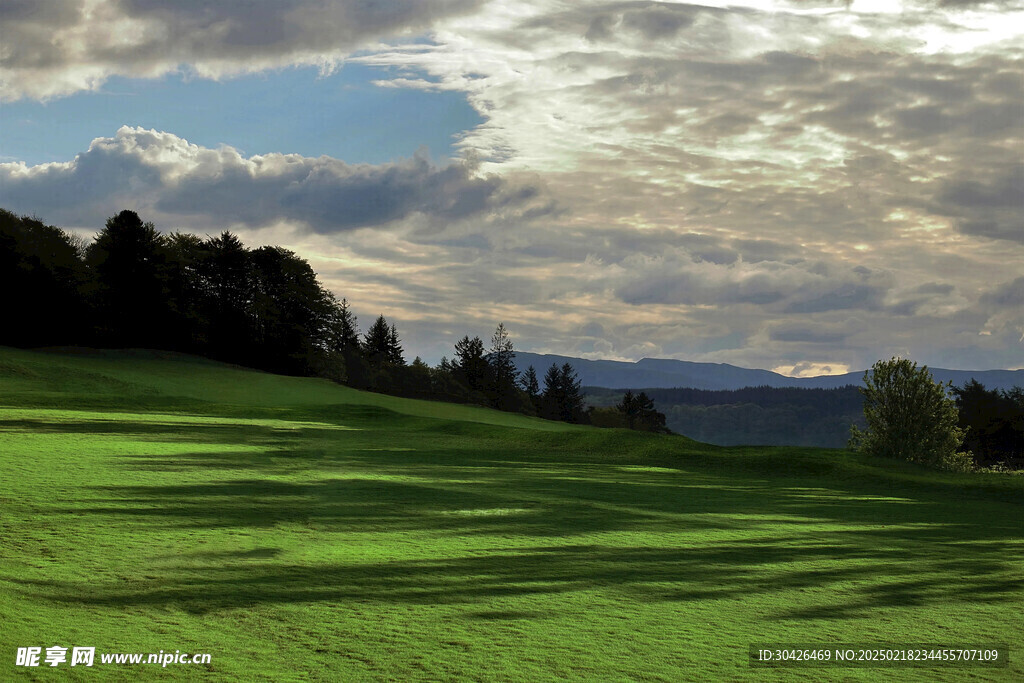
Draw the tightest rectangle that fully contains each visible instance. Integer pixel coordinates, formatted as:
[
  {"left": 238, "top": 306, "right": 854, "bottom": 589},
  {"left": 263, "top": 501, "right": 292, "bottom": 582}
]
[{"left": 513, "top": 352, "right": 1024, "bottom": 392}]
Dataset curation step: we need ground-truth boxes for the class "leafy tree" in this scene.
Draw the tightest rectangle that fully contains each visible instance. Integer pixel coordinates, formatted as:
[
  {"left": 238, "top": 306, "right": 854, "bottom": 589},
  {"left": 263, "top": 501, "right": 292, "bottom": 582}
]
[
  {"left": 202, "top": 231, "right": 254, "bottom": 361},
  {"left": 86, "top": 210, "right": 171, "bottom": 347},
  {"left": 248, "top": 245, "right": 335, "bottom": 374},
  {"left": 849, "top": 357, "right": 972, "bottom": 471},
  {"left": 163, "top": 232, "right": 211, "bottom": 351},
  {"left": 0, "top": 209, "right": 88, "bottom": 346},
  {"left": 402, "top": 356, "right": 434, "bottom": 397},
  {"left": 431, "top": 355, "right": 472, "bottom": 403}
]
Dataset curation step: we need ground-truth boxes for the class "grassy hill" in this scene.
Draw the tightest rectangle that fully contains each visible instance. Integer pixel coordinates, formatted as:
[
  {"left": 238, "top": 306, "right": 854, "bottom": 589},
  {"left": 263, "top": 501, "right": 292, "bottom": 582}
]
[{"left": 1, "top": 347, "right": 1022, "bottom": 680}]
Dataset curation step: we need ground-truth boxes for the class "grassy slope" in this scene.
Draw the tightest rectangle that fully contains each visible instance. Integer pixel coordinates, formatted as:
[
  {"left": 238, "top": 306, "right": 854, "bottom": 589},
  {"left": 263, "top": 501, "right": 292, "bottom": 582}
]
[{"left": 1, "top": 346, "right": 1022, "bottom": 681}]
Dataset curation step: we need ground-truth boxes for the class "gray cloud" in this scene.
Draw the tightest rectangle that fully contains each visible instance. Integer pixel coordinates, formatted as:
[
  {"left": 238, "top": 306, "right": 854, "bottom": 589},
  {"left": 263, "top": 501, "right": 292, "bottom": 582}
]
[
  {"left": 612, "top": 253, "right": 892, "bottom": 314},
  {"left": 0, "top": 0, "right": 484, "bottom": 100},
  {"left": 769, "top": 324, "right": 849, "bottom": 344},
  {"left": 0, "top": 127, "right": 544, "bottom": 232},
  {"left": 981, "top": 277, "right": 1024, "bottom": 308},
  {"left": 934, "top": 163, "right": 1024, "bottom": 242}
]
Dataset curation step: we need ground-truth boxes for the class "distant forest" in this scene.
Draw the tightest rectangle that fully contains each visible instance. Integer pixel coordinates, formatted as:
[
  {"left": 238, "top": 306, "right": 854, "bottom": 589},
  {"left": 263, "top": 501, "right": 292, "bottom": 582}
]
[
  {"left": 586, "top": 382, "right": 1024, "bottom": 467},
  {"left": 3, "top": 207, "right": 1020, "bottom": 463},
  {"left": 585, "top": 385, "right": 865, "bottom": 449}
]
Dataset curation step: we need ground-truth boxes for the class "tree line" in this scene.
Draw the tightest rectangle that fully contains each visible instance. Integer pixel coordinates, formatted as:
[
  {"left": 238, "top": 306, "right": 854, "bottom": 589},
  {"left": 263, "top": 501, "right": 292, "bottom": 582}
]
[{"left": 1, "top": 207, "right": 665, "bottom": 431}]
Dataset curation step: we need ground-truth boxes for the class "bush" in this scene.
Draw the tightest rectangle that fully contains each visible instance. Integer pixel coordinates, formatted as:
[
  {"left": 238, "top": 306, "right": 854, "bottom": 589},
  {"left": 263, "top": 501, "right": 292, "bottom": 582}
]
[{"left": 849, "top": 357, "right": 973, "bottom": 471}]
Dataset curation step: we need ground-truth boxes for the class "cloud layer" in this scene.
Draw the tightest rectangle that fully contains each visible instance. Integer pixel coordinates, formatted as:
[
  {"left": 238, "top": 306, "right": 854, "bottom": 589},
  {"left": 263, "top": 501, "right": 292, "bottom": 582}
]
[
  {"left": 0, "top": 0, "right": 483, "bottom": 100},
  {"left": 2, "top": 0, "right": 1023, "bottom": 372}
]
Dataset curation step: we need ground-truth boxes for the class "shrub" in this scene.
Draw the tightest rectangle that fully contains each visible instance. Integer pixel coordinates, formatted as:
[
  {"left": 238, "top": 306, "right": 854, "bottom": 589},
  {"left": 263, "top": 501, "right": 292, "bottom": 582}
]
[{"left": 849, "top": 357, "right": 973, "bottom": 471}]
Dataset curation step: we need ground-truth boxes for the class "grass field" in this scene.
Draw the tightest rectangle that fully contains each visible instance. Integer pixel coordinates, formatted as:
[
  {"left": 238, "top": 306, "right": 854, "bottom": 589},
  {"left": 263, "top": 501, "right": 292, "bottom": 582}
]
[{"left": 2, "top": 347, "right": 1022, "bottom": 681}]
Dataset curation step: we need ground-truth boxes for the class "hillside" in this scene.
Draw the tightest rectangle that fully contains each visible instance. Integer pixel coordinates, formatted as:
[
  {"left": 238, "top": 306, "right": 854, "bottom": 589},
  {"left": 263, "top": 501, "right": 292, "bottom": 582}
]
[
  {"left": 2, "top": 347, "right": 1022, "bottom": 680},
  {"left": 514, "top": 351, "right": 1024, "bottom": 392}
]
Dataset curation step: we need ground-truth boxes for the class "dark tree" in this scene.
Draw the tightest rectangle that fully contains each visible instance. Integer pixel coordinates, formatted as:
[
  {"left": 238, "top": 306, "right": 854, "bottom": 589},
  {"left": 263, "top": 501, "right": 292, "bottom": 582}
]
[
  {"left": 387, "top": 324, "right": 405, "bottom": 366},
  {"left": 616, "top": 390, "right": 667, "bottom": 432},
  {"left": 541, "top": 362, "right": 586, "bottom": 423},
  {"left": 952, "top": 380, "right": 1024, "bottom": 468},
  {"left": 453, "top": 335, "right": 490, "bottom": 399},
  {"left": 327, "top": 297, "right": 360, "bottom": 352},
  {"left": 320, "top": 296, "right": 363, "bottom": 386},
  {"left": 2, "top": 206, "right": 371, "bottom": 386},
  {"left": 403, "top": 356, "right": 434, "bottom": 397},
  {"left": 520, "top": 364, "right": 541, "bottom": 413},
  {"left": 86, "top": 210, "right": 171, "bottom": 347},
  {"left": 248, "top": 245, "right": 335, "bottom": 374},
  {"left": 0, "top": 209, "right": 88, "bottom": 346},
  {"left": 202, "top": 231, "right": 254, "bottom": 362},
  {"left": 488, "top": 322, "right": 519, "bottom": 409},
  {"left": 431, "top": 355, "right": 472, "bottom": 403},
  {"left": 362, "top": 315, "right": 394, "bottom": 369},
  {"left": 559, "top": 362, "right": 586, "bottom": 423},
  {"left": 163, "top": 232, "right": 211, "bottom": 351}
]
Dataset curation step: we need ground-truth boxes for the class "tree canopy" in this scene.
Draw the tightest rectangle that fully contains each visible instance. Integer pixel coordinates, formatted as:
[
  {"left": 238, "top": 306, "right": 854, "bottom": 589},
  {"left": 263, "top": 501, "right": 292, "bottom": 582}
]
[{"left": 849, "top": 357, "right": 973, "bottom": 471}]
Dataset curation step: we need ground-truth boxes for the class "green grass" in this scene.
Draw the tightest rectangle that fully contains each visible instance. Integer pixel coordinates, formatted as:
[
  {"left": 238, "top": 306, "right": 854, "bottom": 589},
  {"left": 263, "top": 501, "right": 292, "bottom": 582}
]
[{"left": 1, "top": 346, "right": 1022, "bottom": 681}]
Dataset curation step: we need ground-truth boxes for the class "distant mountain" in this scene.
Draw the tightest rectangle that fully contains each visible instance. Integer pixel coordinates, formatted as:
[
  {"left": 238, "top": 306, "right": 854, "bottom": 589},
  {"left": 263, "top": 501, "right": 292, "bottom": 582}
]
[{"left": 513, "top": 352, "right": 1024, "bottom": 392}]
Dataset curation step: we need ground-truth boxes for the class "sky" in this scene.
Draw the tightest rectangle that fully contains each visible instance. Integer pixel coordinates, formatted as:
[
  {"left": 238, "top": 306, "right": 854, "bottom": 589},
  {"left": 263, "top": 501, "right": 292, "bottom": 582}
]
[{"left": 1, "top": 0, "right": 1022, "bottom": 375}]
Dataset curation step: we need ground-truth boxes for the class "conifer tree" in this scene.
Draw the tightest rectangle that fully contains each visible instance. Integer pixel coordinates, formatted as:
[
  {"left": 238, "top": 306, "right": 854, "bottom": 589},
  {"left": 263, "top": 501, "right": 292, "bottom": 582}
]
[
  {"left": 362, "top": 315, "right": 392, "bottom": 368},
  {"left": 559, "top": 362, "right": 585, "bottom": 423},
  {"left": 454, "top": 335, "right": 489, "bottom": 395},
  {"left": 541, "top": 362, "right": 585, "bottom": 423},
  {"left": 387, "top": 324, "right": 405, "bottom": 366},
  {"left": 489, "top": 323, "right": 518, "bottom": 409},
  {"left": 332, "top": 297, "right": 359, "bottom": 350},
  {"left": 521, "top": 365, "right": 541, "bottom": 412}
]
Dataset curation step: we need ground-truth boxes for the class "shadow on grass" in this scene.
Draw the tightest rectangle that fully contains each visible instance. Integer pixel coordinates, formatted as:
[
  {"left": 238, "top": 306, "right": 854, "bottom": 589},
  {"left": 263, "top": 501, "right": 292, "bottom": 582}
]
[
  {"left": 14, "top": 540, "right": 1024, "bottom": 619},
  {"left": 8, "top": 404, "right": 1024, "bottom": 622}
]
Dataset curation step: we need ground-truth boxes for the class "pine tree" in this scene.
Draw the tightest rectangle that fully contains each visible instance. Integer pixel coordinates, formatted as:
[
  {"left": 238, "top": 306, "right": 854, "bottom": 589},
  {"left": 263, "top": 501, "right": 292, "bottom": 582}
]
[
  {"left": 454, "top": 335, "right": 489, "bottom": 395},
  {"left": 559, "top": 362, "right": 585, "bottom": 423},
  {"left": 387, "top": 324, "right": 405, "bottom": 366},
  {"left": 521, "top": 365, "right": 541, "bottom": 412},
  {"left": 362, "top": 314, "right": 392, "bottom": 368},
  {"left": 488, "top": 323, "right": 518, "bottom": 409},
  {"left": 541, "top": 362, "right": 584, "bottom": 423},
  {"left": 332, "top": 297, "right": 359, "bottom": 350},
  {"left": 617, "top": 389, "right": 638, "bottom": 429}
]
